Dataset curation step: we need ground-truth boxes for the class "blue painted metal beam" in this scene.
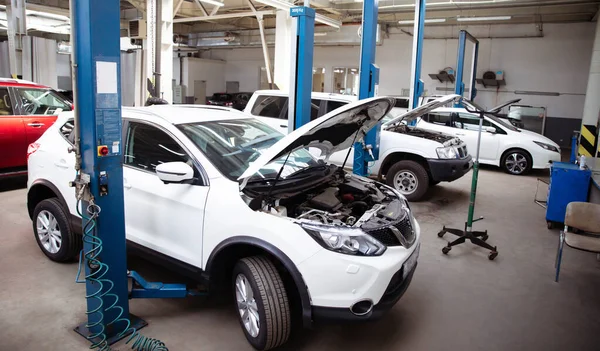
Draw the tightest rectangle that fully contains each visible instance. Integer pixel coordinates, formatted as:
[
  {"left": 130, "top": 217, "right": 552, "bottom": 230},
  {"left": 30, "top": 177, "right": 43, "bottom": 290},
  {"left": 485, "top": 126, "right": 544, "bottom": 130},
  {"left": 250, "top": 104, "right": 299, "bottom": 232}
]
[
  {"left": 454, "top": 30, "right": 479, "bottom": 107},
  {"left": 72, "top": 0, "right": 132, "bottom": 340},
  {"left": 409, "top": 0, "right": 426, "bottom": 117},
  {"left": 128, "top": 271, "right": 207, "bottom": 299},
  {"left": 353, "top": 0, "right": 379, "bottom": 176},
  {"left": 289, "top": 6, "right": 315, "bottom": 132}
]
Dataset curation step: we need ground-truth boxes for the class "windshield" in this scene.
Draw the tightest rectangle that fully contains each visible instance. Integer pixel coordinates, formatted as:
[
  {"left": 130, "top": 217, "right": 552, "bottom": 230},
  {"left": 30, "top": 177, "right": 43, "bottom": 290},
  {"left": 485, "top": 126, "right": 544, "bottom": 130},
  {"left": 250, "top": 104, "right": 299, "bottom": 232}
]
[
  {"left": 485, "top": 113, "right": 519, "bottom": 131},
  {"left": 178, "top": 118, "right": 317, "bottom": 181}
]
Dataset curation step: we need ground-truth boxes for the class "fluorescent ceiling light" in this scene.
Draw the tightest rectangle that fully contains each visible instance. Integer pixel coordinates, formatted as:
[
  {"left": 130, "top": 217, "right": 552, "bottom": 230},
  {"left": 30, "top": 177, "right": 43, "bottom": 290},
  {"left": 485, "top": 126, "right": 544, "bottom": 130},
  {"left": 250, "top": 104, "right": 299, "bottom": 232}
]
[
  {"left": 199, "top": 0, "right": 224, "bottom": 7},
  {"left": 398, "top": 18, "right": 446, "bottom": 24},
  {"left": 254, "top": 0, "right": 342, "bottom": 28},
  {"left": 457, "top": 16, "right": 511, "bottom": 22}
]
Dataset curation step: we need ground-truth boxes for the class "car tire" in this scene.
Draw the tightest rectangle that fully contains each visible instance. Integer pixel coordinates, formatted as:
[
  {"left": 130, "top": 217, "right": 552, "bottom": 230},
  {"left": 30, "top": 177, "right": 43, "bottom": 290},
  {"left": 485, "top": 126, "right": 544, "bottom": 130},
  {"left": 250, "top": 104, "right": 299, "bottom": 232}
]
[
  {"left": 386, "top": 160, "right": 429, "bottom": 201},
  {"left": 32, "top": 198, "right": 81, "bottom": 262},
  {"left": 232, "top": 256, "right": 291, "bottom": 351},
  {"left": 501, "top": 149, "right": 532, "bottom": 175}
]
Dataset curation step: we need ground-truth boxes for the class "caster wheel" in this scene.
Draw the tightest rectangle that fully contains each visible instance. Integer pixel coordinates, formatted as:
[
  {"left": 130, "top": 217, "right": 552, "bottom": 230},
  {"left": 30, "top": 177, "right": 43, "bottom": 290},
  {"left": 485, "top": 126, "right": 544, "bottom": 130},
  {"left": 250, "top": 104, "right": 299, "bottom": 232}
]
[
  {"left": 442, "top": 246, "right": 451, "bottom": 255},
  {"left": 438, "top": 230, "right": 446, "bottom": 238},
  {"left": 481, "top": 234, "right": 489, "bottom": 242},
  {"left": 489, "top": 251, "right": 498, "bottom": 260},
  {"left": 547, "top": 221, "right": 554, "bottom": 230}
]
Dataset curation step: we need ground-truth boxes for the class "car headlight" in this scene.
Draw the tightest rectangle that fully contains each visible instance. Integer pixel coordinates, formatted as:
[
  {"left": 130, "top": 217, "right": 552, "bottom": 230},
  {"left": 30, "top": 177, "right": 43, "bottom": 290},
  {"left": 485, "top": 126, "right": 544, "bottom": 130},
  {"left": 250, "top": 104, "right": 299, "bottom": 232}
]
[
  {"left": 436, "top": 146, "right": 458, "bottom": 159},
  {"left": 300, "top": 222, "right": 386, "bottom": 256},
  {"left": 533, "top": 141, "right": 559, "bottom": 153}
]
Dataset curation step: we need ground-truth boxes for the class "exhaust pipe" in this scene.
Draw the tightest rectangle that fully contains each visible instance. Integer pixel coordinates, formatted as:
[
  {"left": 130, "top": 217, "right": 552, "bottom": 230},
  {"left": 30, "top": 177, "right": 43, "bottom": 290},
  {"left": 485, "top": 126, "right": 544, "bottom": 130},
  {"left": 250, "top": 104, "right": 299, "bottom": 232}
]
[{"left": 350, "top": 300, "right": 373, "bottom": 316}]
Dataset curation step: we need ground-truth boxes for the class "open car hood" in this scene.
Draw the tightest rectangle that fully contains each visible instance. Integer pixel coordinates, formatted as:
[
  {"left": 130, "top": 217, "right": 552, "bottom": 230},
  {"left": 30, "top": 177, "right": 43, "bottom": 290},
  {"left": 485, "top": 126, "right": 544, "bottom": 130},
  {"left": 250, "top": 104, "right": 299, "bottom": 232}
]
[
  {"left": 238, "top": 96, "right": 395, "bottom": 181},
  {"left": 488, "top": 98, "right": 521, "bottom": 113},
  {"left": 382, "top": 94, "right": 461, "bottom": 126}
]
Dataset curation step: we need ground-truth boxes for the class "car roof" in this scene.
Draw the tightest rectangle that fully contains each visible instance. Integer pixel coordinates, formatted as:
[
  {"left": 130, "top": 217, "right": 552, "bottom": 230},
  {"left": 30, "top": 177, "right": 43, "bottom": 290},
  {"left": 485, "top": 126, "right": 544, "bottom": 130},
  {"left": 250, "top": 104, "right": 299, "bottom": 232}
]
[
  {"left": 124, "top": 104, "right": 253, "bottom": 125},
  {"left": 0, "top": 78, "right": 50, "bottom": 89},
  {"left": 252, "top": 90, "right": 356, "bottom": 102}
]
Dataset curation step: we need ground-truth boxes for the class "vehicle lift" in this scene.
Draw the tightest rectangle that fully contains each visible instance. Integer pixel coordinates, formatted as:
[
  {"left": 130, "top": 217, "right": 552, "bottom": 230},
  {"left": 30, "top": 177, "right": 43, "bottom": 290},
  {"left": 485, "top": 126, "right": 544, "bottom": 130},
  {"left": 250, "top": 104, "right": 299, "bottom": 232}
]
[
  {"left": 408, "top": 0, "right": 427, "bottom": 126},
  {"left": 70, "top": 1, "right": 199, "bottom": 349},
  {"left": 437, "top": 30, "right": 498, "bottom": 260}
]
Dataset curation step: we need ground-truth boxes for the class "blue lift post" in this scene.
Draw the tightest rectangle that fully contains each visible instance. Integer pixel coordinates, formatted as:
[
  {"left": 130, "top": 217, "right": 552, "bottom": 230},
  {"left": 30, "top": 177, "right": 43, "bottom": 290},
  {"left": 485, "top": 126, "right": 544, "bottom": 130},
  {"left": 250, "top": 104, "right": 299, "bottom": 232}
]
[
  {"left": 353, "top": 0, "right": 380, "bottom": 176},
  {"left": 408, "top": 0, "right": 426, "bottom": 124},
  {"left": 71, "top": 0, "right": 146, "bottom": 344},
  {"left": 454, "top": 30, "right": 479, "bottom": 106},
  {"left": 288, "top": 6, "right": 315, "bottom": 132}
]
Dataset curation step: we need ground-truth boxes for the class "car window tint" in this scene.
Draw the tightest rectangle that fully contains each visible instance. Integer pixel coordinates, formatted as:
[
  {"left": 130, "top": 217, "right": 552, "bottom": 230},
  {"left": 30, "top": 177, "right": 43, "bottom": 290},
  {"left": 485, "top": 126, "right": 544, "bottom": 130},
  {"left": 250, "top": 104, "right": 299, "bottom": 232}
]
[
  {"left": 124, "top": 122, "right": 189, "bottom": 172},
  {"left": 326, "top": 100, "right": 347, "bottom": 114},
  {"left": 0, "top": 88, "right": 14, "bottom": 115},
  {"left": 60, "top": 119, "right": 75, "bottom": 144},
  {"left": 394, "top": 99, "right": 409, "bottom": 109},
  {"left": 251, "top": 95, "right": 287, "bottom": 118},
  {"left": 425, "top": 112, "right": 454, "bottom": 127},
  {"left": 16, "top": 88, "right": 70, "bottom": 115}
]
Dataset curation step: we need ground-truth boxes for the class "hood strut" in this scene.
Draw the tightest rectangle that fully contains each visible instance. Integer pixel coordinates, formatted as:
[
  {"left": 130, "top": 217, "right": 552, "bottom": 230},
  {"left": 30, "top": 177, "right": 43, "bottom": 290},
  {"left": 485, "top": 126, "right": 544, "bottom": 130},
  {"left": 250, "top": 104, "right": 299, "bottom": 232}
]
[{"left": 265, "top": 150, "right": 293, "bottom": 206}]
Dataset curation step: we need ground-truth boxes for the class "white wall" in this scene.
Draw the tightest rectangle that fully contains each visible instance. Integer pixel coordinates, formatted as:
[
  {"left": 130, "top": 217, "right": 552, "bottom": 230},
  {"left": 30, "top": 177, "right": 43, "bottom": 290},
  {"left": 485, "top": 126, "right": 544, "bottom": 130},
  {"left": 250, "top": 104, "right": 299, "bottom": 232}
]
[
  {"left": 209, "top": 22, "right": 595, "bottom": 120},
  {"left": 181, "top": 57, "right": 226, "bottom": 98}
]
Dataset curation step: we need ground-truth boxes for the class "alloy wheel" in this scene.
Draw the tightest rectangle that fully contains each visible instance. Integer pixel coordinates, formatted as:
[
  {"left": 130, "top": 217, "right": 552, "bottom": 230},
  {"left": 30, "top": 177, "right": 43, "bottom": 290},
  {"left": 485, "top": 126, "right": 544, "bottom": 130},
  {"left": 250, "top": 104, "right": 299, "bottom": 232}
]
[
  {"left": 235, "top": 273, "right": 260, "bottom": 337},
  {"left": 505, "top": 153, "right": 528, "bottom": 175},
  {"left": 36, "top": 210, "right": 62, "bottom": 254}
]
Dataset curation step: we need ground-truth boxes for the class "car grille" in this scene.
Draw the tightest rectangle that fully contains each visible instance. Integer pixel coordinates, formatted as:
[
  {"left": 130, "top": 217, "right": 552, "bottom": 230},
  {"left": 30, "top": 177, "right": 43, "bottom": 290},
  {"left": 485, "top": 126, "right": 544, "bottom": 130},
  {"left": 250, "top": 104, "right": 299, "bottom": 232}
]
[
  {"left": 364, "top": 215, "right": 416, "bottom": 248},
  {"left": 457, "top": 144, "right": 468, "bottom": 158}
]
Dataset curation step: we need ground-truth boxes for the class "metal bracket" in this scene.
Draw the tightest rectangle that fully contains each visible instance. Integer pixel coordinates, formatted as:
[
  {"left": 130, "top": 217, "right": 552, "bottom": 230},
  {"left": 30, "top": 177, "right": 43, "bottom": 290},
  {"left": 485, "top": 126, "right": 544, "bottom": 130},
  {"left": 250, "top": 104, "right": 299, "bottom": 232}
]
[{"left": 128, "top": 270, "right": 207, "bottom": 299}]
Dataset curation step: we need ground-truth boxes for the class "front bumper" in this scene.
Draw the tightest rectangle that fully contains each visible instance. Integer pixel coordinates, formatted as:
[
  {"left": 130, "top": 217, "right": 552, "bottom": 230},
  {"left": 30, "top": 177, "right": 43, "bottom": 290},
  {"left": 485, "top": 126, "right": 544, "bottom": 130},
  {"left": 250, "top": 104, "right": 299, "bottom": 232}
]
[
  {"left": 312, "top": 259, "right": 418, "bottom": 322},
  {"left": 427, "top": 155, "right": 473, "bottom": 182},
  {"left": 532, "top": 149, "right": 561, "bottom": 169}
]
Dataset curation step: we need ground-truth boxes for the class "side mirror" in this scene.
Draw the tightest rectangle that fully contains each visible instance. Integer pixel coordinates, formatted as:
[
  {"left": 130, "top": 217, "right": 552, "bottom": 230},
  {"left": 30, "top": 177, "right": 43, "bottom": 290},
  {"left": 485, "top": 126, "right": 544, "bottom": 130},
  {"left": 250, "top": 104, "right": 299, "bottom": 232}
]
[
  {"left": 484, "top": 126, "right": 497, "bottom": 134},
  {"left": 156, "top": 162, "right": 194, "bottom": 184}
]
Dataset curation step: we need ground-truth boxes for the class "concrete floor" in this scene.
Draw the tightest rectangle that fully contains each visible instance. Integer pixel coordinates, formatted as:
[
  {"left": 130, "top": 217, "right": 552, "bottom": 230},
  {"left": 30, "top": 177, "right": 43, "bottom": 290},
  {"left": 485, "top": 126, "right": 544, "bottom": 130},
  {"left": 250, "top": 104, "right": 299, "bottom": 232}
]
[{"left": 1, "top": 167, "right": 600, "bottom": 351}]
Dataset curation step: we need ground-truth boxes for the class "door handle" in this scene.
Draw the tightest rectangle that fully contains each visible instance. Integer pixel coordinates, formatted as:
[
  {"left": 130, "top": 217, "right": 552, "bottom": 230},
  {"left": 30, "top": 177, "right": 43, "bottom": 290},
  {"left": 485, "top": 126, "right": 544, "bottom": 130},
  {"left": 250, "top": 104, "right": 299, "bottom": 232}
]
[
  {"left": 27, "top": 122, "right": 45, "bottom": 128},
  {"left": 280, "top": 124, "right": 287, "bottom": 128},
  {"left": 124, "top": 183, "right": 132, "bottom": 189},
  {"left": 54, "top": 160, "right": 69, "bottom": 169}
]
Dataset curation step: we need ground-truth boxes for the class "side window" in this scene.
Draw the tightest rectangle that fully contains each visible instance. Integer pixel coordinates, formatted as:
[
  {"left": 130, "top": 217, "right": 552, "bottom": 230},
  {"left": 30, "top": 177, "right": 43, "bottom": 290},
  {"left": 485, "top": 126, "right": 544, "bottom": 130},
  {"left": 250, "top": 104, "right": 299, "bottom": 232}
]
[
  {"left": 326, "top": 100, "right": 347, "bottom": 114},
  {"left": 250, "top": 95, "right": 287, "bottom": 119},
  {"left": 0, "top": 88, "right": 14, "bottom": 115},
  {"left": 60, "top": 119, "right": 75, "bottom": 144},
  {"left": 457, "top": 113, "right": 493, "bottom": 131},
  {"left": 394, "top": 98, "right": 409, "bottom": 109},
  {"left": 311, "top": 99, "right": 322, "bottom": 120},
  {"left": 16, "top": 88, "right": 70, "bottom": 115},
  {"left": 424, "top": 112, "right": 454, "bottom": 127},
  {"left": 124, "top": 122, "right": 190, "bottom": 172}
]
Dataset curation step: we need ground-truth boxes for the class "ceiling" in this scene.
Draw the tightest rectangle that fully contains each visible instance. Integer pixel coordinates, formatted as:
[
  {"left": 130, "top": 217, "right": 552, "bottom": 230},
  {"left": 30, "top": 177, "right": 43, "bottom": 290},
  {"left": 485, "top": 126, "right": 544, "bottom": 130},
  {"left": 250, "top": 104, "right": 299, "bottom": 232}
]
[{"left": 9, "top": 0, "right": 600, "bottom": 35}]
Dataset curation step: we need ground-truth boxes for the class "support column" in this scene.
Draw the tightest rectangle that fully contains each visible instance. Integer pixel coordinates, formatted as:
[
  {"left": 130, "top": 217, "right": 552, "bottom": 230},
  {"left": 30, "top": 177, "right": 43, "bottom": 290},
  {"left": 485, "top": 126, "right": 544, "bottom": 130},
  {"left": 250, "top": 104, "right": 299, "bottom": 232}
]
[
  {"left": 142, "top": 0, "right": 173, "bottom": 103},
  {"left": 159, "top": 0, "right": 174, "bottom": 102},
  {"left": 580, "top": 19, "right": 600, "bottom": 168},
  {"left": 274, "top": 10, "right": 293, "bottom": 90},
  {"left": 6, "top": 0, "right": 26, "bottom": 78}
]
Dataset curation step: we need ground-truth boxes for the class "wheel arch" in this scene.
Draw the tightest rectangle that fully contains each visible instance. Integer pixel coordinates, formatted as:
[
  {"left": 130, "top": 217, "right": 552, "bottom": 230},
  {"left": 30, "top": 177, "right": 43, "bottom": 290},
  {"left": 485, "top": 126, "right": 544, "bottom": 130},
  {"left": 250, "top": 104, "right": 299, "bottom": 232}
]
[
  {"left": 205, "top": 236, "right": 312, "bottom": 328},
  {"left": 500, "top": 147, "right": 533, "bottom": 167},
  {"left": 379, "top": 151, "right": 430, "bottom": 180},
  {"left": 27, "top": 179, "right": 68, "bottom": 219}
]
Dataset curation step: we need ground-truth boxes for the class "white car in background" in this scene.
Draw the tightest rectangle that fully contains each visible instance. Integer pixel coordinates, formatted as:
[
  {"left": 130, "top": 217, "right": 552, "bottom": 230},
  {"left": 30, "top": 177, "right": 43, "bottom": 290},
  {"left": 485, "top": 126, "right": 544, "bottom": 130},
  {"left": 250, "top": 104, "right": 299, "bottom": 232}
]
[
  {"left": 27, "top": 99, "right": 420, "bottom": 350},
  {"left": 245, "top": 90, "right": 473, "bottom": 201},
  {"left": 416, "top": 105, "right": 561, "bottom": 175}
]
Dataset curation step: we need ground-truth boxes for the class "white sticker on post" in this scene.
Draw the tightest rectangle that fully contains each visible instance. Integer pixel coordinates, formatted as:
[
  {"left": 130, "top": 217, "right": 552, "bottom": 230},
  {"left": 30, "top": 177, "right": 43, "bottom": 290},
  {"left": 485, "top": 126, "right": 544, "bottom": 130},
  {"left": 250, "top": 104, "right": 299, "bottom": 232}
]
[
  {"left": 96, "top": 61, "right": 118, "bottom": 94},
  {"left": 112, "top": 141, "right": 120, "bottom": 154}
]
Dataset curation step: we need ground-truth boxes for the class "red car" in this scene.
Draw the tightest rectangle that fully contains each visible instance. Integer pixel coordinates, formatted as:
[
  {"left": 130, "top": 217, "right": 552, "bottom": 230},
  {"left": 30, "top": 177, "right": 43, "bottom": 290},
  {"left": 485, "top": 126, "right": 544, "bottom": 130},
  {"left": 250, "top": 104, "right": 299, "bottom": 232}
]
[{"left": 0, "top": 78, "right": 72, "bottom": 177}]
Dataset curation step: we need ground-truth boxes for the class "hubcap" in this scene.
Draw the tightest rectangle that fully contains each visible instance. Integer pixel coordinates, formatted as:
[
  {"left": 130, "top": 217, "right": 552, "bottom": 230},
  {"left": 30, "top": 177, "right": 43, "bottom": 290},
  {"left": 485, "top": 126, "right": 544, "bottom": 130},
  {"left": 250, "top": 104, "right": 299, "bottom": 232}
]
[
  {"left": 393, "top": 170, "right": 418, "bottom": 195},
  {"left": 36, "top": 210, "right": 62, "bottom": 254},
  {"left": 505, "top": 153, "right": 528, "bottom": 174},
  {"left": 235, "top": 274, "right": 260, "bottom": 337}
]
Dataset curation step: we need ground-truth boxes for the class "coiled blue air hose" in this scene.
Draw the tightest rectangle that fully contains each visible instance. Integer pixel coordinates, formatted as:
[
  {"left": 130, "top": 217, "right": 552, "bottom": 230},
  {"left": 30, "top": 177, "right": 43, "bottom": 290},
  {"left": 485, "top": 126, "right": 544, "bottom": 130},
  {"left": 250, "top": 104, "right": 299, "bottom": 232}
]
[{"left": 75, "top": 199, "right": 168, "bottom": 351}]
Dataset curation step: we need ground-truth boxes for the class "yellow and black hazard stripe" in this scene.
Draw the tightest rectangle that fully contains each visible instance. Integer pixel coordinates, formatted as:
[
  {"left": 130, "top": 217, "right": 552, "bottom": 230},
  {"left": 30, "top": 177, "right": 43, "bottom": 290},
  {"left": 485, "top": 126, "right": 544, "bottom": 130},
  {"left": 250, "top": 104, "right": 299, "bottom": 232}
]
[{"left": 579, "top": 124, "right": 597, "bottom": 157}]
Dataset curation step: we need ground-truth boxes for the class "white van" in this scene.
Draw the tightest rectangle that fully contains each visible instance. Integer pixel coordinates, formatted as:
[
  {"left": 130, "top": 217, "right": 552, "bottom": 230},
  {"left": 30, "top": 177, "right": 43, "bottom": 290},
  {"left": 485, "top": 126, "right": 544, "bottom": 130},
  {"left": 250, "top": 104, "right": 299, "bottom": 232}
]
[{"left": 245, "top": 90, "right": 473, "bottom": 201}]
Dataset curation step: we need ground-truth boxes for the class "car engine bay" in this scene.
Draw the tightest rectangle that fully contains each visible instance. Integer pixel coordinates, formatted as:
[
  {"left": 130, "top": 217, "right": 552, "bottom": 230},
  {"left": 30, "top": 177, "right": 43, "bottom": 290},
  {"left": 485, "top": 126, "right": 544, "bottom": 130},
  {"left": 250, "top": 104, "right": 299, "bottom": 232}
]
[{"left": 242, "top": 167, "right": 416, "bottom": 248}]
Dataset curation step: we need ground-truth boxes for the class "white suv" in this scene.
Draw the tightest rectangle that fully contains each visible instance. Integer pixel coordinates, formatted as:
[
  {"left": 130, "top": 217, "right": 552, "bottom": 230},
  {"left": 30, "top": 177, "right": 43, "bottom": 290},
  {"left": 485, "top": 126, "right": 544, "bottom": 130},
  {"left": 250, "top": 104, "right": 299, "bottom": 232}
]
[
  {"left": 27, "top": 99, "right": 420, "bottom": 350},
  {"left": 245, "top": 91, "right": 473, "bottom": 200}
]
